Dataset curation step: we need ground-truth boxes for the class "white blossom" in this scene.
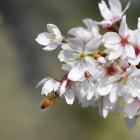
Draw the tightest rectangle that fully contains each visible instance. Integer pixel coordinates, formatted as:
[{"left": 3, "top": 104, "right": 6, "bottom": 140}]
[
  {"left": 36, "top": 24, "right": 62, "bottom": 51},
  {"left": 103, "top": 16, "right": 136, "bottom": 61},
  {"left": 37, "top": 78, "right": 60, "bottom": 96},
  {"left": 97, "top": 66, "right": 140, "bottom": 103},
  {"left": 98, "top": 0, "right": 130, "bottom": 27},
  {"left": 58, "top": 38, "right": 101, "bottom": 81}
]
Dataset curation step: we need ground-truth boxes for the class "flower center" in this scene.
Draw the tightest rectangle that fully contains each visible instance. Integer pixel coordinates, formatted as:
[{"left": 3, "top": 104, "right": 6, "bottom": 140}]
[
  {"left": 50, "top": 35, "right": 56, "bottom": 41},
  {"left": 106, "top": 65, "right": 117, "bottom": 76},
  {"left": 111, "top": 15, "right": 120, "bottom": 22},
  {"left": 120, "top": 36, "right": 129, "bottom": 46},
  {"left": 80, "top": 53, "right": 86, "bottom": 59}
]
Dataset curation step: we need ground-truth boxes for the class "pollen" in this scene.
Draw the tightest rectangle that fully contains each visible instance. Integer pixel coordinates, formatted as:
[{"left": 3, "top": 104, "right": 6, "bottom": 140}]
[{"left": 79, "top": 53, "right": 86, "bottom": 59}]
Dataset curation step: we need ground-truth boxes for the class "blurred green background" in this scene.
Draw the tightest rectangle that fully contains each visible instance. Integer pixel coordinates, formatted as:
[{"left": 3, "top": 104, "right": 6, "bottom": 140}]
[{"left": 0, "top": 0, "right": 140, "bottom": 140}]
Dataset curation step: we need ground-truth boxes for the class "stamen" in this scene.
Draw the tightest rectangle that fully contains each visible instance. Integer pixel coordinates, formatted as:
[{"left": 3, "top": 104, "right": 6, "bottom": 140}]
[
  {"left": 121, "top": 77, "right": 128, "bottom": 85},
  {"left": 80, "top": 53, "right": 86, "bottom": 59},
  {"left": 50, "top": 35, "right": 56, "bottom": 41}
]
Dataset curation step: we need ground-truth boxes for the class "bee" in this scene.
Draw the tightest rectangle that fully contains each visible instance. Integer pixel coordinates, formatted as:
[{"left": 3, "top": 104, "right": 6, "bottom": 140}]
[{"left": 40, "top": 92, "right": 59, "bottom": 109}]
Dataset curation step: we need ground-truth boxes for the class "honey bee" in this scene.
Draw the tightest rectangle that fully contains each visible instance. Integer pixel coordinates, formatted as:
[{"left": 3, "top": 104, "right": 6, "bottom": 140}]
[{"left": 40, "top": 92, "right": 59, "bottom": 109}]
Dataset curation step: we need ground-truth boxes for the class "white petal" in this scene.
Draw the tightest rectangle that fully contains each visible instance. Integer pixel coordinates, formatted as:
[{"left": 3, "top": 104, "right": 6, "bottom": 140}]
[
  {"left": 103, "top": 96, "right": 114, "bottom": 110},
  {"left": 47, "top": 24, "right": 59, "bottom": 34},
  {"left": 85, "top": 57, "right": 100, "bottom": 78},
  {"left": 109, "top": 0, "right": 122, "bottom": 15},
  {"left": 61, "top": 43, "right": 73, "bottom": 51},
  {"left": 119, "top": 16, "right": 128, "bottom": 37},
  {"left": 35, "top": 32, "right": 50, "bottom": 46},
  {"left": 99, "top": 1, "right": 112, "bottom": 20},
  {"left": 54, "top": 29, "right": 62, "bottom": 41},
  {"left": 135, "top": 30, "right": 140, "bottom": 45},
  {"left": 103, "top": 32, "right": 120, "bottom": 47},
  {"left": 69, "top": 38, "right": 84, "bottom": 52},
  {"left": 108, "top": 46, "right": 123, "bottom": 60},
  {"left": 64, "top": 89, "right": 75, "bottom": 105},
  {"left": 68, "top": 61, "right": 85, "bottom": 81},
  {"left": 105, "top": 74, "right": 120, "bottom": 86},
  {"left": 109, "top": 85, "right": 118, "bottom": 103},
  {"left": 58, "top": 49, "right": 75, "bottom": 62},
  {"left": 83, "top": 18, "right": 99, "bottom": 36},
  {"left": 97, "top": 83, "right": 113, "bottom": 96},
  {"left": 87, "top": 90, "right": 94, "bottom": 100},
  {"left": 68, "top": 27, "right": 92, "bottom": 41},
  {"left": 129, "top": 68, "right": 140, "bottom": 78},
  {"left": 85, "top": 57, "right": 96, "bottom": 67},
  {"left": 43, "top": 43, "right": 58, "bottom": 51},
  {"left": 41, "top": 79, "right": 60, "bottom": 96},
  {"left": 138, "top": 17, "right": 140, "bottom": 29},
  {"left": 103, "top": 109, "right": 109, "bottom": 118},
  {"left": 125, "top": 45, "right": 136, "bottom": 59},
  {"left": 37, "top": 78, "right": 47, "bottom": 88},
  {"left": 122, "top": 1, "right": 131, "bottom": 15},
  {"left": 123, "top": 95, "right": 134, "bottom": 104},
  {"left": 47, "top": 24, "right": 62, "bottom": 41},
  {"left": 85, "top": 38, "right": 101, "bottom": 52},
  {"left": 62, "top": 64, "right": 71, "bottom": 72}
]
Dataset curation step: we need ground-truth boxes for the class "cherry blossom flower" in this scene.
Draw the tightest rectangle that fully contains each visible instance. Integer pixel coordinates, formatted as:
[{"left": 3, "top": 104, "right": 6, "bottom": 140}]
[
  {"left": 98, "top": 0, "right": 130, "bottom": 27},
  {"left": 37, "top": 77, "right": 75, "bottom": 105},
  {"left": 58, "top": 38, "right": 101, "bottom": 81},
  {"left": 37, "top": 78, "right": 60, "bottom": 96},
  {"left": 36, "top": 24, "right": 62, "bottom": 51},
  {"left": 103, "top": 16, "right": 136, "bottom": 61},
  {"left": 97, "top": 66, "right": 140, "bottom": 103}
]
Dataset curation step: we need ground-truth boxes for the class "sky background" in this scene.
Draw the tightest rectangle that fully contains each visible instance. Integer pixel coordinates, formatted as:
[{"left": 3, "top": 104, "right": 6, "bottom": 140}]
[{"left": 0, "top": 0, "right": 140, "bottom": 140}]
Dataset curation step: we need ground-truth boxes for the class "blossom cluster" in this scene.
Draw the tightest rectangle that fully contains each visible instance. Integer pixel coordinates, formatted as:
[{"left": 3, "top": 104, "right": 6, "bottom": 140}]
[{"left": 36, "top": 0, "right": 140, "bottom": 128}]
